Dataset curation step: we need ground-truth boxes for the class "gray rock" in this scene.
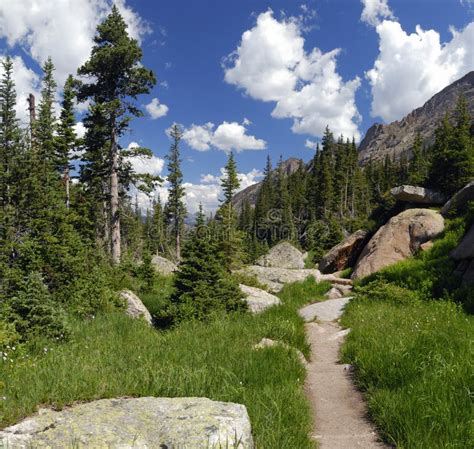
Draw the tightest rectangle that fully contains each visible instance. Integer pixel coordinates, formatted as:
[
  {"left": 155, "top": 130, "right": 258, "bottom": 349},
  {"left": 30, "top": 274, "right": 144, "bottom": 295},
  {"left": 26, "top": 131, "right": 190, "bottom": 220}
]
[
  {"left": 0, "top": 397, "right": 254, "bottom": 449},
  {"left": 352, "top": 209, "right": 445, "bottom": 279},
  {"left": 326, "top": 287, "right": 343, "bottom": 300},
  {"left": 450, "top": 224, "right": 474, "bottom": 286},
  {"left": 299, "top": 297, "right": 353, "bottom": 322},
  {"left": 239, "top": 284, "right": 281, "bottom": 313},
  {"left": 120, "top": 290, "right": 152, "bottom": 325},
  {"left": 319, "top": 230, "right": 369, "bottom": 274},
  {"left": 390, "top": 185, "right": 447, "bottom": 205},
  {"left": 253, "top": 338, "right": 307, "bottom": 365},
  {"left": 256, "top": 241, "right": 305, "bottom": 269},
  {"left": 441, "top": 181, "right": 474, "bottom": 216},
  {"left": 151, "top": 255, "right": 177, "bottom": 276}
]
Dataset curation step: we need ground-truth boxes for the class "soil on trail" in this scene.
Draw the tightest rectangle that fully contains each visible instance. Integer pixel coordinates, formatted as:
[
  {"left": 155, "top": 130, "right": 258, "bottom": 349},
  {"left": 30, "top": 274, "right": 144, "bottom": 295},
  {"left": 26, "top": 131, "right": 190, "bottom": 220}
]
[{"left": 302, "top": 298, "right": 388, "bottom": 449}]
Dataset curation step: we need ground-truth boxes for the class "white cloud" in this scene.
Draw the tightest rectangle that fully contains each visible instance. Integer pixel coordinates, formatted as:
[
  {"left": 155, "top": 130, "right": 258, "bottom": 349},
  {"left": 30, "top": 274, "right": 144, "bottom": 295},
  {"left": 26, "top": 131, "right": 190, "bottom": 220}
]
[
  {"left": 145, "top": 97, "right": 169, "bottom": 119},
  {"left": 305, "top": 139, "right": 317, "bottom": 149},
  {"left": 125, "top": 142, "right": 165, "bottom": 176},
  {"left": 73, "top": 121, "right": 86, "bottom": 139},
  {"left": 224, "top": 10, "right": 361, "bottom": 140},
  {"left": 360, "top": 0, "right": 395, "bottom": 27},
  {"left": 182, "top": 121, "right": 267, "bottom": 152},
  {"left": 0, "top": 0, "right": 150, "bottom": 85},
  {"left": 367, "top": 20, "right": 474, "bottom": 122}
]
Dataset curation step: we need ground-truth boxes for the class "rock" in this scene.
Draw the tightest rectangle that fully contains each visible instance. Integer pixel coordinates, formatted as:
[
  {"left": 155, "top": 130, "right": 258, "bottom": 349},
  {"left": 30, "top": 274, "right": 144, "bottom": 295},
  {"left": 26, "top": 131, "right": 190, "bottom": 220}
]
[
  {"left": 352, "top": 209, "right": 445, "bottom": 279},
  {"left": 299, "top": 297, "right": 353, "bottom": 322},
  {"left": 239, "top": 284, "right": 281, "bottom": 313},
  {"left": 390, "top": 185, "right": 447, "bottom": 205},
  {"left": 441, "top": 181, "right": 474, "bottom": 216},
  {"left": 450, "top": 224, "right": 474, "bottom": 286},
  {"left": 0, "top": 397, "right": 254, "bottom": 449},
  {"left": 238, "top": 266, "right": 322, "bottom": 292},
  {"left": 120, "top": 290, "right": 152, "bottom": 325},
  {"left": 326, "top": 287, "right": 343, "bottom": 300},
  {"left": 253, "top": 338, "right": 307, "bottom": 365},
  {"left": 256, "top": 241, "right": 305, "bottom": 269},
  {"left": 151, "top": 255, "right": 177, "bottom": 276},
  {"left": 420, "top": 240, "right": 434, "bottom": 252},
  {"left": 319, "top": 230, "right": 369, "bottom": 274}
]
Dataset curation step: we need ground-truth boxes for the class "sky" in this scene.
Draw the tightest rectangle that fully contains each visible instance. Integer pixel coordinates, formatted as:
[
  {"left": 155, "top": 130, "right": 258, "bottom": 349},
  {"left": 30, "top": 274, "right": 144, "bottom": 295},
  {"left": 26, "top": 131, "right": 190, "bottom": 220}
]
[{"left": 0, "top": 0, "right": 473, "bottom": 213}]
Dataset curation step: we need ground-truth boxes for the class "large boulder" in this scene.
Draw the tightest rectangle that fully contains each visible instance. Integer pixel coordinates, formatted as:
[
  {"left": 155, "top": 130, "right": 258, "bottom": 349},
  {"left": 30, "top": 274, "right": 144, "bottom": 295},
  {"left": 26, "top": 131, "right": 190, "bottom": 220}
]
[
  {"left": 441, "top": 181, "right": 474, "bottom": 216},
  {"left": 151, "top": 255, "right": 177, "bottom": 276},
  {"left": 256, "top": 241, "right": 305, "bottom": 269},
  {"left": 450, "top": 224, "right": 474, "bottom": 286},
  {"left": 390, "top": 185, "right": 447, "bottom": 205},
  {"left": 319, "top": 230, "right": 369, "bottom": 274},
  {"left": 239, "top": 284, "right": 281, "bottom": 313},
  {"left": 0, "top": 397, "right": 254, "bottom": 449},
  {"left": 120, "top": 290, "right": 152, "bottom": 325},
  {"left": 352, "top": 209, "right": 445, "bottom": 279}
]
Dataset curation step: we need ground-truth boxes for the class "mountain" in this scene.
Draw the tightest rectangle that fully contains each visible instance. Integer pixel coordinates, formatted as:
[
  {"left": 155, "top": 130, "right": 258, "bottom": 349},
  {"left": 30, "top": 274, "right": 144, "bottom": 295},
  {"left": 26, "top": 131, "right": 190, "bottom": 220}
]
[
  {"left": 358, "top": 71, "right": 474, "bottom": 165},
  {"left": 232, "top": 158, "right": 303, "bottom": 212}
]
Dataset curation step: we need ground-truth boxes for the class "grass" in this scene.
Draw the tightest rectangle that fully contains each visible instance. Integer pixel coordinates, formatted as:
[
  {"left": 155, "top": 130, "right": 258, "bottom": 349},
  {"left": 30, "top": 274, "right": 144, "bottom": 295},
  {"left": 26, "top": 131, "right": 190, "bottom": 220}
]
[
  {"left": 0, "top": 277, "right": 330, "bottom": 448},
  {"left": 341, "top": 293, "right": 474, "bottom": 449}
]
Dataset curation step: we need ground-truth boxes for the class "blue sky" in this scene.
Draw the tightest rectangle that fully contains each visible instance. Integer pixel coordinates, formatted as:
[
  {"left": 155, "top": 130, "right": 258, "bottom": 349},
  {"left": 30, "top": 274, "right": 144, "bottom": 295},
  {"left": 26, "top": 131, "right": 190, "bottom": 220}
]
[{"left": 0, "top": 0, "right": 473, "bottom": 212}]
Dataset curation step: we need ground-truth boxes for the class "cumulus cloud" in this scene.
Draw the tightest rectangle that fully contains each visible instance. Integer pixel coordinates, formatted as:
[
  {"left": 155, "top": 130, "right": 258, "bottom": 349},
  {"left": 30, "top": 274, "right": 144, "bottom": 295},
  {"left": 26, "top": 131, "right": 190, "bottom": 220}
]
[
  {"left": 0, "top": 0, "right": 150, "bottom": 85},
  {"left": 367, "top": 20, "right": 474, "bottom": 122},
  {"left": 73, "top": 121, "right": 86, "bottom": 139},
  {"left": 360, "top": 0, "right": 395, "bottom": 26},
  {"left": 305, "top": 139, "right": 317, "bottom": 150},
  {"left": 224, "top": 10, "right": 361, "bottom": 140},
  {"left": 145, "top": 97, "right": 169, "bottom": 119},
  {"left": 125, "top": 142, "right": 165, "bottom": 176},
  {"left": 182, "top": 121, "right": 267, "bottom": 152}
]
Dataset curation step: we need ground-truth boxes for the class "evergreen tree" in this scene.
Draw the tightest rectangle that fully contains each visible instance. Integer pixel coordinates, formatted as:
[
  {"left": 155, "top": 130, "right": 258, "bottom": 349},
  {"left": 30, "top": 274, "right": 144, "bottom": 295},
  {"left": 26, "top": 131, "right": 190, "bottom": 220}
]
[
  {"left": 408, "top": 133, "right": 429, "bottom": 186},
  {"left": 55, "top": 75, "right": 79, "bottom": 208},
  {"left": 77, "top": 5, "right": 156, "bottom": 264},
  {"left": 165, "top": 124, "right": 187, "bottom": 260},
  {"left": 221, "top": 151, "right": 240, "bottom": 204}
]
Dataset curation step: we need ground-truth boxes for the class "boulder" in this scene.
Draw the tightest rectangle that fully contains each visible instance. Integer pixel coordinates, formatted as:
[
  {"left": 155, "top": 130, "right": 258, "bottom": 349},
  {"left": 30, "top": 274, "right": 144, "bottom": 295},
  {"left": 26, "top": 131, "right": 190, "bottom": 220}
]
[
  {"left": 256, "top": 241, "right": 305, "bottom": 269},
  {"left": 326, "top": 287, "right": 343, "bottom": 300},
  {"left": 238, "top": 266, "right": 351, "bottom": 293},
  {"left": 239, "top": 284, "right": 281, "bottom": 313},
  {"left": 450, "top": 224, "right": 474, "bottom": 286},
  {"left": 151, "top": 255, "right": 177, "bottom": 276},
  {"left": 0, "top": 397, "right": 254, "bottom": 449},
  {"left": 390, "top": 185, "right": 447, "bottom": 205},
  {"left": 319, "top": 230, "right": 369, "bottom": 274},
  {"left": 441, "top": 181, "right": 474, "bottom": 216},
  {"left": 120, "top": 290, "right": 152, "bottom": 325},
  {"left": 352, "top": 209, "right": 445, "bottom": 279}
]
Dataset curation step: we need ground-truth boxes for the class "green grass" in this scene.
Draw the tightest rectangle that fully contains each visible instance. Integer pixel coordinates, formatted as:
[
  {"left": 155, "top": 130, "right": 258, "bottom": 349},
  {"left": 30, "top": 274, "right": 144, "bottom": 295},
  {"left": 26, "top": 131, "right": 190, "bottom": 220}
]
[
  {"left": 341, "top": 294, "right": 474, "bottom": 449},
  {"left": 0, "top": 277, "right": 330, "bottom": 448}
]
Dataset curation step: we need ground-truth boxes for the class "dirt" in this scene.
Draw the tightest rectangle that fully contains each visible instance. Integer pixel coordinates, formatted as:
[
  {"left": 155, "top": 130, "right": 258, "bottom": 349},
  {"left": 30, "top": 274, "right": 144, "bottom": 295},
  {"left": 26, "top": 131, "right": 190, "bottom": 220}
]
[{"left": 301, "top": 298, "right": 389, "bottom": 449}]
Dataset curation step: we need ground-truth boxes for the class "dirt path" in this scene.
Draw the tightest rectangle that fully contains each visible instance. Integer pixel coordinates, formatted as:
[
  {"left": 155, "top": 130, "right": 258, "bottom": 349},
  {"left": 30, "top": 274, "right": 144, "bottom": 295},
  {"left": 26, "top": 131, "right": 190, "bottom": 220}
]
[{"left": 300, "top": 298, "right": 388, "bottom": 449}]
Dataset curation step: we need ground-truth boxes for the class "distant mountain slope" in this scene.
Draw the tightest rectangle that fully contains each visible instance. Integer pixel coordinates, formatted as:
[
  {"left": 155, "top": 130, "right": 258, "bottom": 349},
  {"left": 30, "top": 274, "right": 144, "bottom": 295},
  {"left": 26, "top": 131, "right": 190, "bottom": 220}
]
[
  {"left": 232, "top": 158, "right": 303, "bottom": 213},
  {"left": 358, "top": 71, "right": 474, "bottom": 165}
]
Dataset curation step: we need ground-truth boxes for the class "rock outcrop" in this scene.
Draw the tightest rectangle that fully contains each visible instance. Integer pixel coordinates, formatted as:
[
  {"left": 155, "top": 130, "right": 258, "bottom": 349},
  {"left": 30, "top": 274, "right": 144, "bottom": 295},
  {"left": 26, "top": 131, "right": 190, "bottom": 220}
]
[
  {"left": 238, "top": 266, "right": 352, "bottom": 293},
  {"left": 256, "top": 241, "right": 306, "bottom": 269},
  {"left": 253, "top": 338, "right": 307, "bottom": 365},
  {"left": 390, "top": 185, "right": 447, "bottom": 205},
  {"left": 151, "top": 255, "right": 177, "bottom": 276},
  {"left": 441, "top": 181, "right": 474, "bottom": 216},
  {"left": 120, "top": 290, "right": 152, "bottom": 325},
  {"left": 352, "top": 209, "right": 445, "bottom": 279},
  {"left": 0, "top": 397, "right": 254, "bottom": 449},
  {"left": 358, "top": 71, "right": 474, "bottom": 165},
  {"left": 239, "top": 284, "right": 281, "bottom": 313},
  {"left": 319, "top": 230, "right": 369, "bottom": 274},
  {"left": 451, "top": 224, "right": 474, "bottom": 286}
]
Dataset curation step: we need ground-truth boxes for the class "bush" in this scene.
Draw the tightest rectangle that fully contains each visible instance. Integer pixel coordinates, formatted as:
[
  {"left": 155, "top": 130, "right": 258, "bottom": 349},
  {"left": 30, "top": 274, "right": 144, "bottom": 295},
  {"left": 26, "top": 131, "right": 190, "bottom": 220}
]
[{"left": 0, "top": 320, "right": 21, "bottom": 353}]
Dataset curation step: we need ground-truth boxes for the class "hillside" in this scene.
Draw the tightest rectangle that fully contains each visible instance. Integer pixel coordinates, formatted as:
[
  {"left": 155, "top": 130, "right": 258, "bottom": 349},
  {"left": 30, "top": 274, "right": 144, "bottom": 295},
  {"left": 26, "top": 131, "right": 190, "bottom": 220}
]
[{"left": 358, "top": 71, "right": 474, "bottom": 165}]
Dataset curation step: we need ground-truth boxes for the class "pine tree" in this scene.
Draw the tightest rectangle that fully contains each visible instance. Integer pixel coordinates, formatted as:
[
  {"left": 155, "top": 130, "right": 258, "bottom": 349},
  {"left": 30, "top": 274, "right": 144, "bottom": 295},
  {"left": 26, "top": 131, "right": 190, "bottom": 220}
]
[
  {"left": 408, "top": 133, "right": 429, "bottom": 186},
  {"left": 221, "top": 152, "right": 240, "bottom": 205},
  {"left": 77, "top": 5, "right": 156, "bottom": 264},
  {"left": 274, "top": 157, "right": 295, "bottom": 241},
  {"left": 165, "top": 124, "right": 187, "bottom": 260},
  {"left": 56, "top": 75, "right": 79, "bottom": 208}
]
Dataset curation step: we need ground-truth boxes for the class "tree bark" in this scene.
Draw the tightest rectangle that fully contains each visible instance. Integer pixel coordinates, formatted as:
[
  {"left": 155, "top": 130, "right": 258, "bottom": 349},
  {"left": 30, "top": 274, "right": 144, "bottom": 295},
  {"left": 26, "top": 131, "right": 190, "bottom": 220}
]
[
  {"left": 63, "top": 167, "right": 70, "bottom": 209},
  {"left": 110, "top": 126, "right": 121, "bottom": 265}
]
